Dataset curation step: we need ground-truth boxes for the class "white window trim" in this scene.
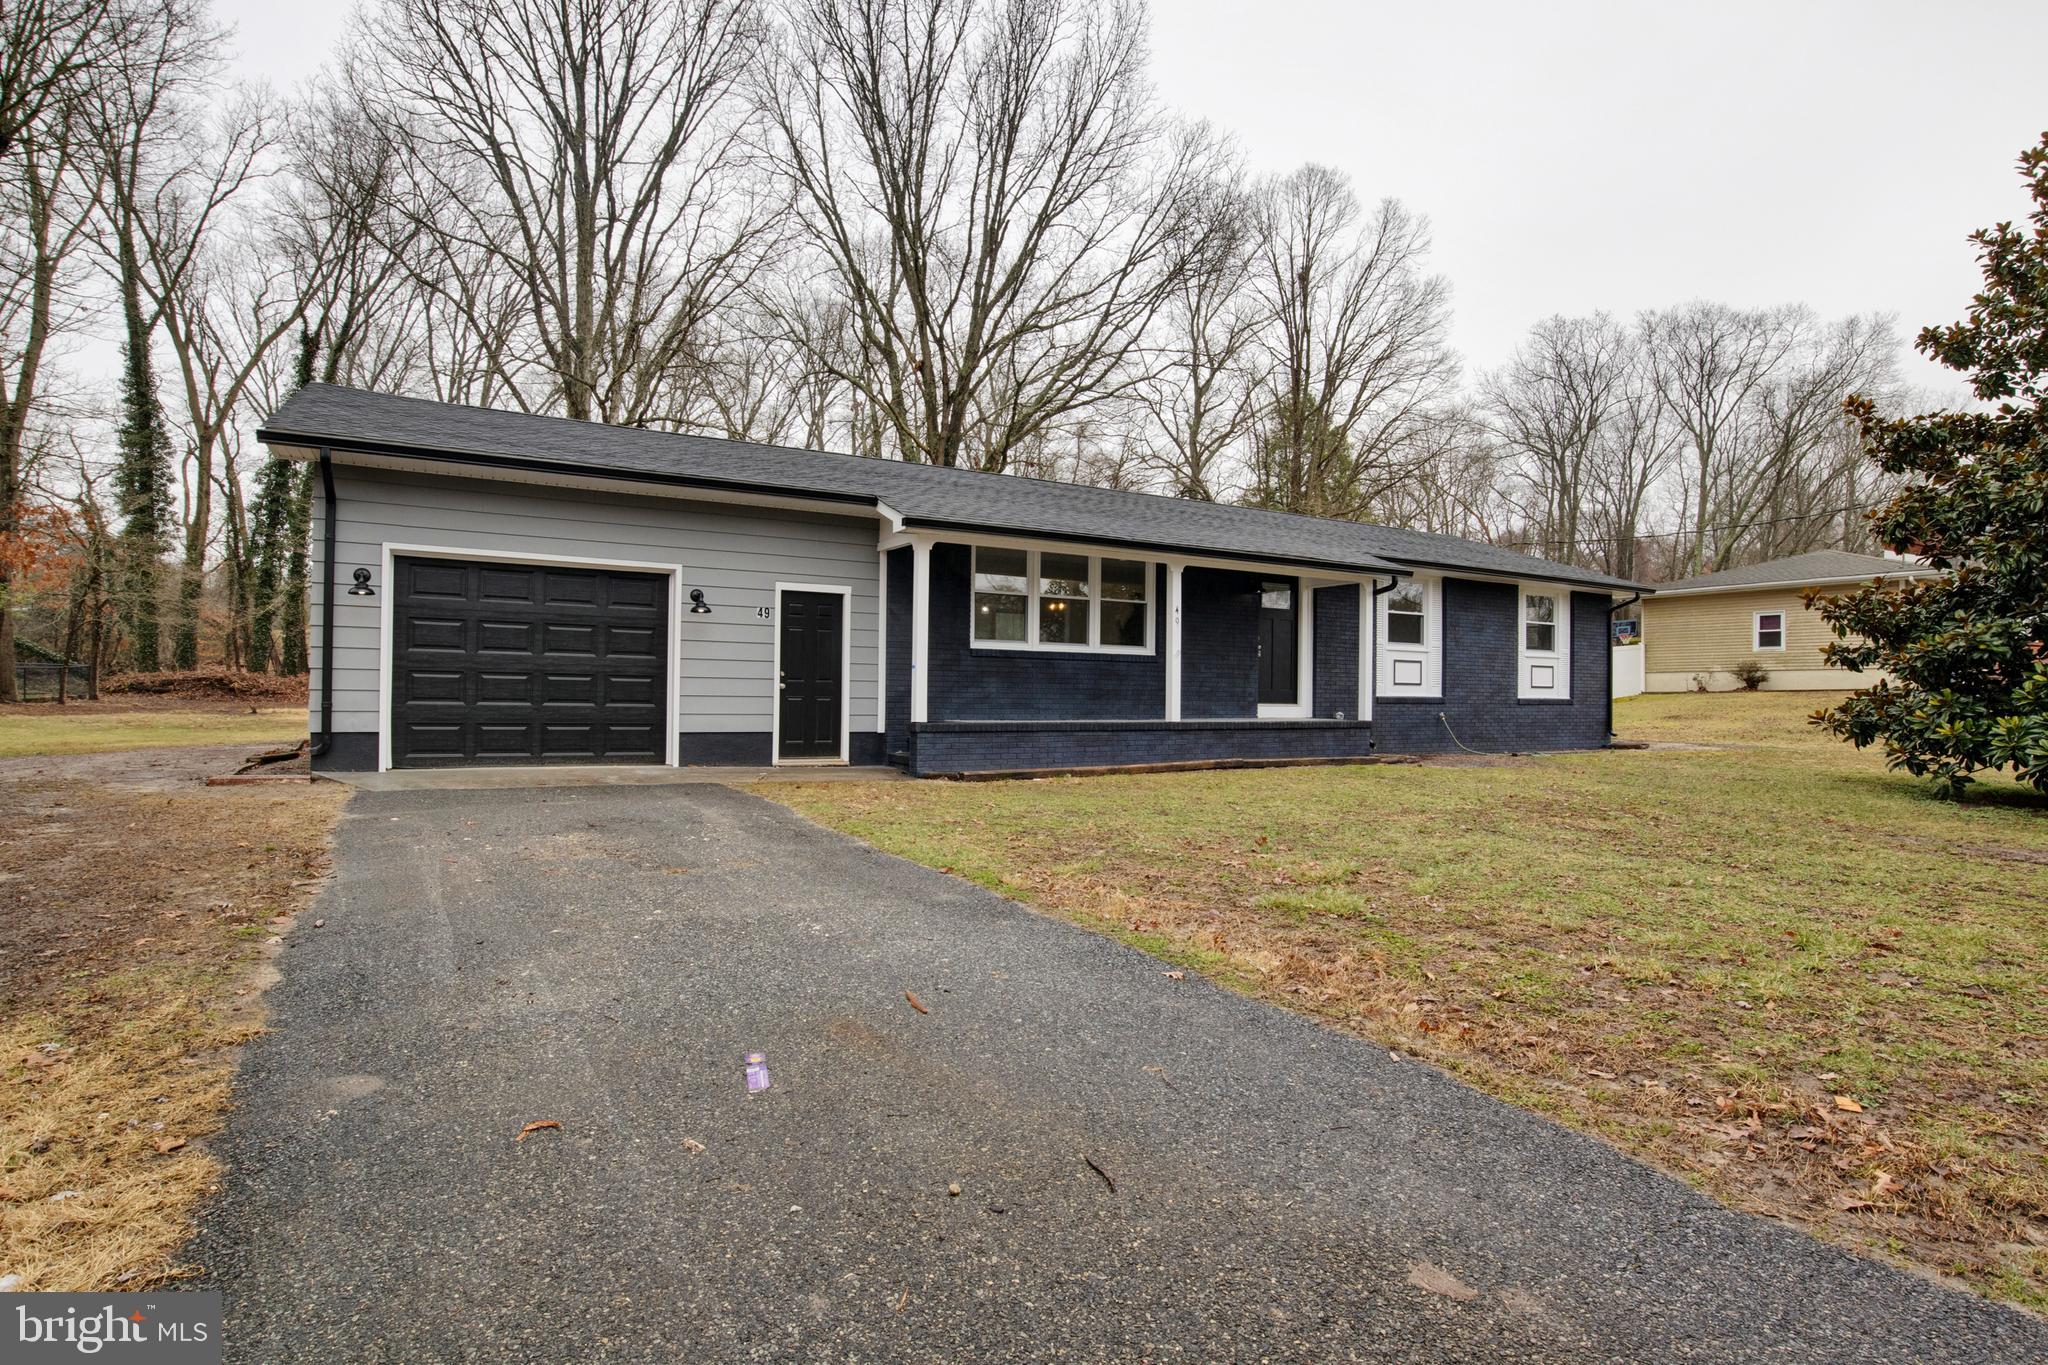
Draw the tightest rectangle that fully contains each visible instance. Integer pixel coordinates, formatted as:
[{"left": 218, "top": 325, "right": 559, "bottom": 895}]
[
  {"left": 770, "top": 581, "right": 854, "bottom": 767},
  {"left": 374, "top": 542, "right": 685, "bottom": 773},
  {"left": 1377, "top": 574, "right": 1441, "bottom": 697},
  {"left": 1517, "top": 583, "right": 1572, "bottom": 701},
  {"left": 1753, "top": 610, "right": 1787, "bottom": 652},
  {"left": 969, "top": 546, "right": 1155, "bottom": 655}
]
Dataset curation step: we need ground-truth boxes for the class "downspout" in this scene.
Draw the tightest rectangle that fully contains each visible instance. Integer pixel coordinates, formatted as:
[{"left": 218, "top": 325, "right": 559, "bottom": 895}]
[
  {"left": 1367, "top": 575, "right": 1401, "bottom": 750},
  {"left": 1603, "top": 592, "right": 1643, "bottom": 744},
  {"left": 310, "top": 449, "right": 337, "bottom": 760}
]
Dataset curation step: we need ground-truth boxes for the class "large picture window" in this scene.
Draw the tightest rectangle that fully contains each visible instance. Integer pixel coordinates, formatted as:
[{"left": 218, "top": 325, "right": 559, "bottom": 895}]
[{"left": 971, "top": 547, "right": 1151, "bottom": 652}]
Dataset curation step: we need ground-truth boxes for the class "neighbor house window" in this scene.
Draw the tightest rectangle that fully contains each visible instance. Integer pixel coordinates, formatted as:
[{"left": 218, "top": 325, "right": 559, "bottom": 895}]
[
  {"left": 1524, "top": 592, "right": 1558, "bottom": 653},
  {"left": 1385, "top": 582, "right": 1426, "bottom": 644},
  {"left": 1754, "top": 611, "right": 1785, "bottom": 650},
  {"left": 970, "top": 547, "right": 1152, "bottom": 652}
]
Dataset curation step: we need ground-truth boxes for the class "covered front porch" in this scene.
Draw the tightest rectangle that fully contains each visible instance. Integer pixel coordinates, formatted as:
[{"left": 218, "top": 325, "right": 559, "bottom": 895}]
[{"left": 880, "top": 529, "right": 1393, "bottom": 776}]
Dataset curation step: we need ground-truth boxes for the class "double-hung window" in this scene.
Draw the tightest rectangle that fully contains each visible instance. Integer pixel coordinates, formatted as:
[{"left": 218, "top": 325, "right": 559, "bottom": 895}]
[
  {"left": 1385, "top": 583, "right": 1426, "bottom": 645},
  {"left": 971, "top": 547, "right": 1152, "bottom": 652},
  {"left": 1524, "top": 591, "right": 1558, "bottom": 653},
  {"left": 1754, "top": 611, "right": 1785, "bottom": 650}
]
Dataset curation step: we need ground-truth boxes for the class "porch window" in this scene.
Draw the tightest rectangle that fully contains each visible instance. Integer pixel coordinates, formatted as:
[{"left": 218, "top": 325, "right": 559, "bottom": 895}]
[
  {"left": 1100, "top": 557, "right": 1148, "bottom": 646},
  {"left": 969, "top": 546, "right": 1152, "bottom": 652},
  {"left": 1385, "top": 582, "right": 1425, "bottom": 644},
  {"left": 1524, "top": 592, "right": 1558, "bottom": 653},
  {"left": 1037, "top": 552, "right": 1091, "bottom": 644},
  {"left": 1754, "top": 611, "right": 1785, "bottom": 650},
  {"left": 973, "top": 547, "right": 1029, "bottom": 642}
]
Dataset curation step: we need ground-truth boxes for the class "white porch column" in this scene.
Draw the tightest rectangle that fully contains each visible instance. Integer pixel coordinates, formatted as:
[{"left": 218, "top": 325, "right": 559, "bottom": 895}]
[
  {"left": 909, "top": 538, "right": 931, "bottom": 724},
  {"left": 1164, "top": 561, "right": 1184, "bottom": 721},
  {"left": 1358, "top": 577, "right": 1376, "bottom": 722}
]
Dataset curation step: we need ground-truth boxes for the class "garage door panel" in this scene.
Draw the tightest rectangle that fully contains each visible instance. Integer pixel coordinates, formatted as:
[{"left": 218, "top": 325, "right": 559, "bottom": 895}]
[
  {"left": 606, "top": 675, "right": 659, "bottom": 706},
  {"left": 409, "top": 564, "right": 468, "bottom": 599},
  {"left": 407, "top": 670, "right": 465, "bottom": 703},
  {"left": 604, "top": 576, "right": 661, "bottom": 611},
  {"left": 602, "top": 725, "right": 660, "bottom": 757},
  {"left": 542, "top": 673, "right": 597, "bottom": 704},
  {"left": 542, "top": 571, "right": 600, "bottom": 606},
  {"left": 606, "top": 625, "right": 659, "bottom": 659},
  {"left": 400, "top": 723, "right": 464, "bottom": 758},
  {"left": 476, "top": 672, "right": 531, "bottom": 704},
  {"left": 392, "top": 556, "right": 669, "bottom": 768},
  {"left": 408, "top": 617, "right": 466, "bottom": 651},
  {"left": 478, "top": 620, "right": 535, "bottom": 653},
  {"left": 479, "top": 567, "right": 537, "bottom": 602}
]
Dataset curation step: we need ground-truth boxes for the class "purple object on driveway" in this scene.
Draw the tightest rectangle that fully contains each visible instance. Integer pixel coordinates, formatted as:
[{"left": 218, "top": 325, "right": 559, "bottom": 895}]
[{"left": 745, "top": 1052, "right": 771, "bottom": 1093}]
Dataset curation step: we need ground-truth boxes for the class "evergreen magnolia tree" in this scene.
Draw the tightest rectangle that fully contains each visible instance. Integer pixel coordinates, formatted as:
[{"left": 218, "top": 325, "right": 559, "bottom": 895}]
[
  {"left": 1814, "top": 134, "right": 2048, "bottom": 798},
  {"left": 112, "top": 278, "right": 176, "bottom": 672}
]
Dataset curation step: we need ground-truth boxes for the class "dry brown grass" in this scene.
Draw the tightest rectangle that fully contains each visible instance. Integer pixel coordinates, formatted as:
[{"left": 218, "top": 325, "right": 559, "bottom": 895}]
[{"left": 0, "top": 752, "right": 343, "bottom": 1290}]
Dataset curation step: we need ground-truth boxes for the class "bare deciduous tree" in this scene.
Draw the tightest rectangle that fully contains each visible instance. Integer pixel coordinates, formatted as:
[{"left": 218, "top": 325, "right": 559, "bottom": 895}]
[
  {"left": 1243, "top": 165, "right": 1455, "bottom": 519},
  {"left": 764, "top": 0, "right": 1221, "bottom": 471},
  {"left": 363, "top": 0, "right": 776, "bottom": 424}
]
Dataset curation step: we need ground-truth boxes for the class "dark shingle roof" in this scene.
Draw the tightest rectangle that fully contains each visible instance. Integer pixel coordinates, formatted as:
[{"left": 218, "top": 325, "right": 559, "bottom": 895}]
[
  {"left": 258, "top": 385, "right": 1647, "bottom": 591},
  {"left": 1655, "top": 551, "right": 1933, "bottom": 594}
]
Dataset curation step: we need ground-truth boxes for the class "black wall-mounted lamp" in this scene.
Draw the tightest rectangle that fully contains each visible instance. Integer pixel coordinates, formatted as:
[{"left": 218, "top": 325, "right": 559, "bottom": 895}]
[
  {"left": 688, "top": 588, "right": 712, "bottom": 615},
  {"left": 347, "top": 567, "right": 375, "bottom": 597}
]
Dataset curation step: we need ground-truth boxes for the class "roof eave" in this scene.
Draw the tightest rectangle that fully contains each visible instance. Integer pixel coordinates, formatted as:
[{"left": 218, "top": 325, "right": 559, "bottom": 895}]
[{"left": 1653, "top": 570, "right": 1936, "bottom": 598}]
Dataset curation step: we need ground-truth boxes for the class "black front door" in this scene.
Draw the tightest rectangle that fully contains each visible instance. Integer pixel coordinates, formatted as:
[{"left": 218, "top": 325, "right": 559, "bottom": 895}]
[
  {"left": 1257, "top": 579, "right": 1298, "bottom": 706},
  {"left": 778, "top": 590, "right": 844, "bottom": 760}
]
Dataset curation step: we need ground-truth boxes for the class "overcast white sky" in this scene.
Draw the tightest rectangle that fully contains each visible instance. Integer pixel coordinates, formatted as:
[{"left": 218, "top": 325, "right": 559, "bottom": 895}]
[{"left": 214, "top": 0, "right": 2046, "bottom": 400}]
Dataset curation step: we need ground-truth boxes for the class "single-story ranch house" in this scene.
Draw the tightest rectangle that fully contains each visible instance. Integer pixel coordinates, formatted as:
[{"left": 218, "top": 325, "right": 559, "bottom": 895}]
[
  {"left": 258, "top": 385, "right": 1651, "bottom": 776},
  {"left": 1642, "top": 550, "right": 1936, "bottom": 693}
]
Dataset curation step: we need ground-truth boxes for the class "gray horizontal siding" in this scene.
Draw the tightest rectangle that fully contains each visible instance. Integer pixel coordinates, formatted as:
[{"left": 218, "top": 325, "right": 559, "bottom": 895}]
[{"left": 310, "top": 466, "right": 881, "bottom": 743}]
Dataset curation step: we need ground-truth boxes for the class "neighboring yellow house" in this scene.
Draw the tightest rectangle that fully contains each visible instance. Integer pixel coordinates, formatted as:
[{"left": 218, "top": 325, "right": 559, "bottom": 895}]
[{"left": 1643, "top": 550, "right": 1937, "bottom": 692}]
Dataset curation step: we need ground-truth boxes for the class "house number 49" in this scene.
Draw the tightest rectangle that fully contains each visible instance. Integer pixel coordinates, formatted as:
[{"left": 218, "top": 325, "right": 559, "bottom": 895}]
[{"left": 755, "top": 606, "right": 773, "bottom": 620}]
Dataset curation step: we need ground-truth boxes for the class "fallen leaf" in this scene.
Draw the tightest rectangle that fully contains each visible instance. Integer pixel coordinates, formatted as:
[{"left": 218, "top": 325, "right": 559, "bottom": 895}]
[
  {"left": 515, "top": 1120, "right": 562, "bottom": 1142},
  {"left": 1834, "top": 1095, "right": 1864, "bottom": 1113},
  {"left": 152, "top": 1137, "right": 186, "bottom": 1155},
  {"left": 681, "top": 1138, "right": 706, "bottom": 1155},
  {"left": 1405, "top": 1262, "right": 1478, "bottom": 1302},
  {"left": 1161, "top": 970, "right": 1185, "bottom": 981},
  {"left": 904, "top": 990, "right": 929, "bottom": 1015}
]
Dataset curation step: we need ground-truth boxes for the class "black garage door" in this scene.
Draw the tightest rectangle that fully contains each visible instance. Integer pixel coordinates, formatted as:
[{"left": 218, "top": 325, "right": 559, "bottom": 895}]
[{"left": 391, "top": 556, "right": 668, "bottom": 767}]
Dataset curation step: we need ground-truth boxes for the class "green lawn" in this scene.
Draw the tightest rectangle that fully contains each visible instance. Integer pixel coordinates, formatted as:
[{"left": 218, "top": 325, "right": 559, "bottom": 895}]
[
  {"left": 0, "top": 707, "right": 305, "bottom": 758},
  {"left": 768, "top": 692, "right": 2048, "bottom": 1310}
]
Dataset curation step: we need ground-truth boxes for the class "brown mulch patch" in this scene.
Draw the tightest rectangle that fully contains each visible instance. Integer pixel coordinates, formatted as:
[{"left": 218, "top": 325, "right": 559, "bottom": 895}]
[{"left": 103, "top": 669, "right": 308, "bottom": 704}]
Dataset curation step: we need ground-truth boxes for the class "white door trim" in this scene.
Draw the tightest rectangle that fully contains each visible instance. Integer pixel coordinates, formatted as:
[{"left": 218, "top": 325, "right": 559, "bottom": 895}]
[
  {"left": 378, "top": 542, "right": 684, "bottom": 773},
  {"left": 771, "top": 580, "right": 854, "bottom": 766}
]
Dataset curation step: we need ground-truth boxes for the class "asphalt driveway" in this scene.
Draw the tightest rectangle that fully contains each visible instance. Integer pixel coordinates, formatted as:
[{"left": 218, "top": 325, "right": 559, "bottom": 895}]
[{"left": 192, "top": 784, "right": 2047, "bottom": 1362}]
